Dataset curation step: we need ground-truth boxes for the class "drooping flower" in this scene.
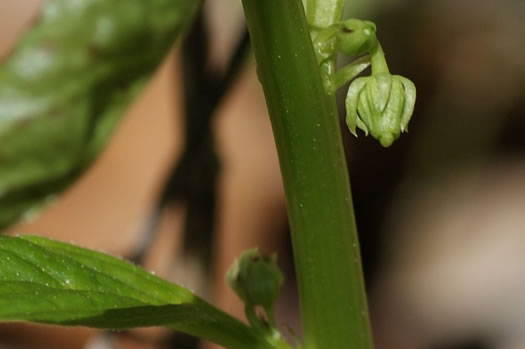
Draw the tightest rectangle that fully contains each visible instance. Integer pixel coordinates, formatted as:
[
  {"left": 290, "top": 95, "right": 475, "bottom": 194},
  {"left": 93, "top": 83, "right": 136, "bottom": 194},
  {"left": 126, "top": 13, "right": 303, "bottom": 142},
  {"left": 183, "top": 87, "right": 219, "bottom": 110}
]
[{"left": 345, "top": 72, "right": 416, "bottom": 147}]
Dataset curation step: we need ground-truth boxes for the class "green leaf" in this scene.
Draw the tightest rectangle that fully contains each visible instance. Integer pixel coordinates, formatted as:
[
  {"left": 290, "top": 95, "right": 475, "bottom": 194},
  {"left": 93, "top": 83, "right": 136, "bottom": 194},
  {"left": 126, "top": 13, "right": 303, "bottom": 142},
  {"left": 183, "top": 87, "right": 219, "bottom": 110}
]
[
  {"left": 0, "top": 0, "right": 201, "bottom": 230},
  {"left": 0, "top": 235, "right": 276, "bottom": 349}
]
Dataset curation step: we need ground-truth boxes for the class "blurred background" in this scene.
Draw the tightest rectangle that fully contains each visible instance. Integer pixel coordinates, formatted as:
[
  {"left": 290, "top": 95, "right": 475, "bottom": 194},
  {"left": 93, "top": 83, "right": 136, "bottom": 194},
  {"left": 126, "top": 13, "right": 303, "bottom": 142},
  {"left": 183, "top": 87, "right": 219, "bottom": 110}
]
[{"left": 1, "top": 0, "right": 525, "bottom": 349}]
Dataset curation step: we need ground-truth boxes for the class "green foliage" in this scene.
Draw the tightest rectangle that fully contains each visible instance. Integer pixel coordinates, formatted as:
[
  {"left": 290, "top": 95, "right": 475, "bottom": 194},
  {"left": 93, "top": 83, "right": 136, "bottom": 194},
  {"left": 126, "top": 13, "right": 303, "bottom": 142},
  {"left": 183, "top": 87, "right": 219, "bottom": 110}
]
[
  {"left": 0, "top": 0, "right": 199, "bottom": 230},
  {"left": 0, "top": 235, "right": 283, "bottom": 349},
  {"left": 0, "top": 1, "right": 413, "bottom": 348}
]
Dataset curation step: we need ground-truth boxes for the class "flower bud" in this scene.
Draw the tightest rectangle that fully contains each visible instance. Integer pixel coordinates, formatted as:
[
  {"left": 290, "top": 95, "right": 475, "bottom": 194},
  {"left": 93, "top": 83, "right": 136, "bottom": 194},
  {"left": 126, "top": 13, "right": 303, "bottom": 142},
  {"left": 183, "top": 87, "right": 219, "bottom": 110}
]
[
  {"left": 345, "top": 73, "right": 416, "bottom": 147},
  {"left": 226, "top": 248, "right": 284, "bottom": 310},
  {"left": 335, "top": 19, "right": 377, "bottom": 56}
]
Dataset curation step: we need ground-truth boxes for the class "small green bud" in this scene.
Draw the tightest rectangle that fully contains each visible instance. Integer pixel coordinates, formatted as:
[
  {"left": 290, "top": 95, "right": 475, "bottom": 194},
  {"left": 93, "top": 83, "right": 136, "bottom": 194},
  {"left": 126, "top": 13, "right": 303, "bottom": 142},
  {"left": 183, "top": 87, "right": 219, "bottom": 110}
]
[
  {"left": 345, "top": 73, "right": 416, "bottom": 147},
  {"left": 226, "top": 248, "right": 284, "bottom": 310},
  {"left": 335, "top": 19, "right": 377, "bottom": 56}
]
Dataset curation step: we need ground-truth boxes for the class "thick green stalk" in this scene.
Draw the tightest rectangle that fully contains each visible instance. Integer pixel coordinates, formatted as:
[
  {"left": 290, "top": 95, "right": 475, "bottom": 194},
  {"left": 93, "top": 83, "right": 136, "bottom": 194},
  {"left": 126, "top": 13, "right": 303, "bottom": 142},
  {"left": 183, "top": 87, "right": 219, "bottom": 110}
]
[{"left": 241, "top": 1, "right": 373, "bottom": 349}]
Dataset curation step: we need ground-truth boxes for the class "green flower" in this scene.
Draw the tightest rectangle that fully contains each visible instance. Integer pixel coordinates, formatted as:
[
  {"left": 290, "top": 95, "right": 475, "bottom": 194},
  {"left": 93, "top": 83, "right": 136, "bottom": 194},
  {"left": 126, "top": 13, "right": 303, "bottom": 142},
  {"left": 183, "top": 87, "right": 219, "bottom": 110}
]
[
  {"left": 345, "top": 72, "right": 416, "bottom": 147},
  {"left": 226, "top": 248, "right": 284, "bottom": 311},
  {"left": 334, "top": 19, "right": 377, "bottom": 56}
]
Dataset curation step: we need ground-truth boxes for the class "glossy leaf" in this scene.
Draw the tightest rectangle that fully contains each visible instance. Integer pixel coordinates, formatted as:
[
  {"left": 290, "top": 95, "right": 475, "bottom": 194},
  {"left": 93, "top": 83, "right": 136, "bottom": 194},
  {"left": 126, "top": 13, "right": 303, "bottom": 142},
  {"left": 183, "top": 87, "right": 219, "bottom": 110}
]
[{"left": 0, "top": 235, "right": 276, "bottom": 349}]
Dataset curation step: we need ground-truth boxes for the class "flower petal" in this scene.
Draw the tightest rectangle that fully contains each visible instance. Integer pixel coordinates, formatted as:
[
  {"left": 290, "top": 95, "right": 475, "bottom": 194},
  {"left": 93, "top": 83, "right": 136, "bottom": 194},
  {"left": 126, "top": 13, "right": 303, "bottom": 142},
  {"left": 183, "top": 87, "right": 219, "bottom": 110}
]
[
  {"left": 345, "top": 77, "right": 368, "bottom": 136},
  {"left": 367, "top": 73, "right": 392, "bottom": 114},
  {"left": 396, "top": 75, "right": 416, "bottom": 132}
]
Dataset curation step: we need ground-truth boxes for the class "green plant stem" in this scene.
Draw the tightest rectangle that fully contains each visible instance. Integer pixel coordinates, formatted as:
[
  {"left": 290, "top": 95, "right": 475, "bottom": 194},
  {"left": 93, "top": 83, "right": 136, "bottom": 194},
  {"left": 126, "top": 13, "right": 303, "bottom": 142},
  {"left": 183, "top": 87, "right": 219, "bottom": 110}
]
[
  {"left": 241, "top": 1, "right": 374, "bottom": 349},
  {"left": 370, "top": 44, "right": 390, "bottom": 74},
  {"left": 305, "top": 0, "right": 344, "bottom": 28},
  {"left": 329, "top": 56, "right": 370, "bottom": 93}
]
